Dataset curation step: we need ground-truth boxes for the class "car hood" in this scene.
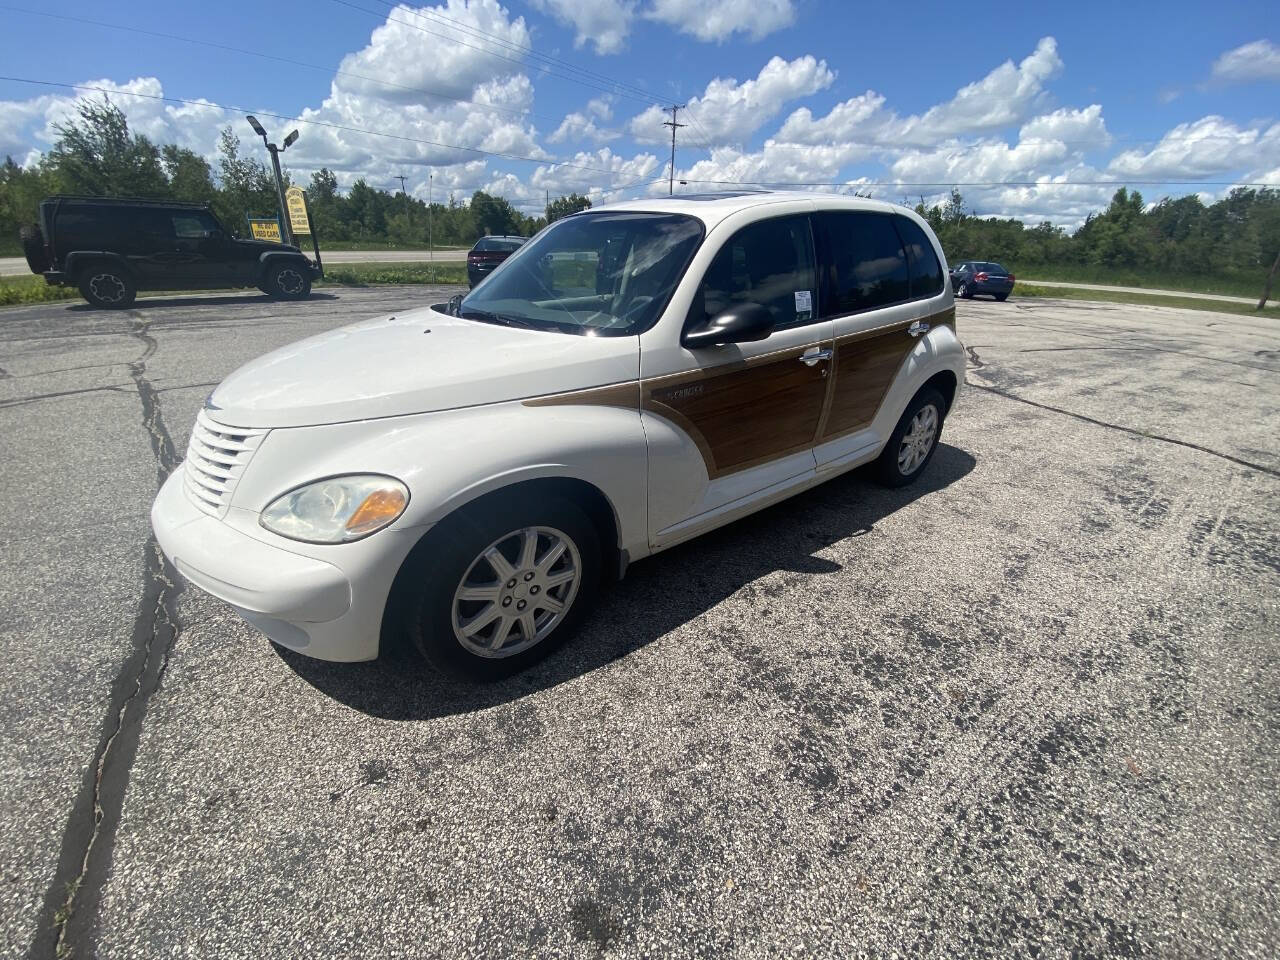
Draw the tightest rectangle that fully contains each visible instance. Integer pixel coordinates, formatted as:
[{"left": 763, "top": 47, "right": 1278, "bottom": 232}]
[{"left": 206, "top": 306, "right": 639, "bottom": 428}]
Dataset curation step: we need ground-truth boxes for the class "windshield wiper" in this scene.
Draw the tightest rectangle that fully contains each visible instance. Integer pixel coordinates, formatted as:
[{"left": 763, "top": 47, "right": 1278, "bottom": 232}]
[{"left": 459, "top": 308, "right": 540, "bottom": 331}]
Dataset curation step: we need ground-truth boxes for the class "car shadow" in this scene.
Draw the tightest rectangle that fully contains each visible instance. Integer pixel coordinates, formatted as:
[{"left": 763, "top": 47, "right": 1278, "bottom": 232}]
[
  {"left": 65, "top": 292, "right": 340, "bottom": 311},
  {"left": 276, "top": 443, "right": 978, "bottom": 719}
]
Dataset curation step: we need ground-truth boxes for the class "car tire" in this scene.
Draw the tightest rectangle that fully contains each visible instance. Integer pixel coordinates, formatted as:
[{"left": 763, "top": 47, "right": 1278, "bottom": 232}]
[
  {"left": 873, "top": 387, "right": 946, "bottom": 488},
  {"left": 957, "top": 282, "right": 973, "bottom": 299},
  {"left": 77, "top": 263, "right": 137, "bottom": 309},
  {"left": 264, "top": 261, "right": 312, "bottom": 300},
  {"left": 995, "top": 293, "right": 1008, "bottom": 302},
  {"left": 394, "top": 494, "right": 602, "bottom": 680}
]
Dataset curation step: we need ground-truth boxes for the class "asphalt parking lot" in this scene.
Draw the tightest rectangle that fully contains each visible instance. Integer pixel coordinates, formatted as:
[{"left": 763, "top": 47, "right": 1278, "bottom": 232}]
[{"left": 2, "top": 288, "right": 1277, "bottom": 958}]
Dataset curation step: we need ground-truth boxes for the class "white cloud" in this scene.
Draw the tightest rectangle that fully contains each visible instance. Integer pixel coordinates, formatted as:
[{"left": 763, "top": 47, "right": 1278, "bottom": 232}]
[
  {"left": 628, "top": 55, "right": 835, "bottom": 146},
  {"left": 645, "top": 0, "right": 795, "bottom": 43},
  {"left": 1210, "top": 40, "right": 1280, "bottom": 84},
  {"left": 529, "top": 0, "right": 637, "bottom": 55},
  {"left": 548, "top": 111, "right": 619, "bottom": 144},
  {"left": 778, "top": 37, "right": 1063, "bottom": 148},
  {"left": 1018, "top": 105, "right": 1110, "bottom": 149},
  {"left": 1107, "top": 115, "right": 1280, "bottom": 179}
]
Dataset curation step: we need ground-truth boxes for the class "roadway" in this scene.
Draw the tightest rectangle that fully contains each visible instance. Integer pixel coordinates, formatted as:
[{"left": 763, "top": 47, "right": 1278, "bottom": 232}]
[{"left": 0, "top": 248, "right": 468, "bottom": 277}]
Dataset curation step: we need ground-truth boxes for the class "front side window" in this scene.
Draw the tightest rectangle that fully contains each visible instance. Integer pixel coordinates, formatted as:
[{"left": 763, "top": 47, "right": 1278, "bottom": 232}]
[
  {"left": 895, "top": 216, "right": 944, "bottom": 298},
  {"left": 816, "top": 212, "right": 910, "bottom": 316},
  {"left": 460, "top": 212, "right": 703, "bottom": 336},
  {"left": 171, "top": 212, "right": 217, "bottom": 239},
  {"left": 690, "top": 215, "right": 817, "bottom": 332}
]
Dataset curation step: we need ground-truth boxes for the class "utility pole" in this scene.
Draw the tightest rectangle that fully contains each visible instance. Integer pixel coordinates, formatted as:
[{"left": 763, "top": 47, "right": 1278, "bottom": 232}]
[
  {"left": 428, "top": 172, "right": 434, "bottom": 282},
  {"left": 394, "top": 174, "right": 410, "bottom": 222},
  {"left": 245, "top": 115, "right": 298, "bottom": 246},
  {"left": 664, "top": 105, "right": 686, "bottom": 196}
]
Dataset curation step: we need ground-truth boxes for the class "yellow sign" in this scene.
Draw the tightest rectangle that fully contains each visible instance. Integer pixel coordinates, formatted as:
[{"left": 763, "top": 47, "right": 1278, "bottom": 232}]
[
  {"left": 285, "top": 186, "right": 311, "bottom": 235},
  {"left": 248, "top": 219, "right": 282, "bottom": 242}
]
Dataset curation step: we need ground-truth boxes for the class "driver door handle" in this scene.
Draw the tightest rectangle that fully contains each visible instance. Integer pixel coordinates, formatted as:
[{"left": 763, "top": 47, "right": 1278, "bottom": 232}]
[
  {"left": 908, "top": 321, "right": 930, "bottom": 337},
  {"left": 799, "top": 347, "right": 832, "bottom": 366}
]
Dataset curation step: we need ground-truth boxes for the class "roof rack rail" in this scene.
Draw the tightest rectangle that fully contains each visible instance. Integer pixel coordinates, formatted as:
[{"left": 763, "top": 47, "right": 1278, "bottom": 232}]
[{"left": 43, "top": 194, "right": 214, "bottom": 209}]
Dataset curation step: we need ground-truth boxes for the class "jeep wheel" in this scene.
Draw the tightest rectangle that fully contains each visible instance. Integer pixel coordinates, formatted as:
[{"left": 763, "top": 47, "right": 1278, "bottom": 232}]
[
  {"left": 78, "top": 265, "right": 136, "bottom": 309},
  {"left": 393, "top": 495, "right": 601, "bottom": 679},
  {"left": 265, "top": 262, "right": 312, "bottom": 300}
]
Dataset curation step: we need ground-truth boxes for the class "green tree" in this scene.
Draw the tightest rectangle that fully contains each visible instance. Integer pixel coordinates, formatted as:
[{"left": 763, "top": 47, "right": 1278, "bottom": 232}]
[
  {"left": 470, "top": 190, "right": 519, "bottom": 238},
  {"left": 213, "top": 126, "right": 277, "bottom": 232},
  {"left": 161, "top": 145, "right": 215, "bottom": 202},
  {"left": 46, "top": 97, "right": 166, "bottom": 197},
  {"left": 546, "top": 192, "right": 591, "bottom": 223}
]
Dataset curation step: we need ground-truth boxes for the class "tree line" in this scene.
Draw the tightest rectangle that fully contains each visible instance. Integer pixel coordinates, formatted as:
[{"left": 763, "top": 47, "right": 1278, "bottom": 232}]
[
  {"left": 0, "top": 97, "right": 592, "bottom": 254},
  {"left": 916, "top": 186, "right": 1280, "bottom": 285}
]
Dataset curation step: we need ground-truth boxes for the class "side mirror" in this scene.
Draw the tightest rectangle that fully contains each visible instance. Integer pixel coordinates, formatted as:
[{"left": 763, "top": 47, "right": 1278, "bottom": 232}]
[
  {"left": 447, "top": 293, "right": 464, "bottom": 316},
  {"left": 682, "top": 302, "right": 774, "bottom": 348}
]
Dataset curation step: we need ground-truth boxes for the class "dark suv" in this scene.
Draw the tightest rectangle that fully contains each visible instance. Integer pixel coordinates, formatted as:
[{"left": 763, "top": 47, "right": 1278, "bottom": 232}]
[
  {"left": 949, "top": 261, "right": 1015, "bottom": 301},
  {"left": 466, "top": 235, "right": 526, "bottom": 288},
  {"left": 20, "top": 196, "right": 322, "bottom": 308}
]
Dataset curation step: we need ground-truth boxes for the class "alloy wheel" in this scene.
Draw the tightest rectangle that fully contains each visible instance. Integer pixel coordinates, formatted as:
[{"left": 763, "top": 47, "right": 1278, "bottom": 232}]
[
  {"left": 276, "top": 268, "right": 305, "bottom": 295},
  {"left": 898, "top": 403, "right": 939, "bottom": 475},
  {"left": 451, "top": 526, "right": 582, "bottom": 658}
]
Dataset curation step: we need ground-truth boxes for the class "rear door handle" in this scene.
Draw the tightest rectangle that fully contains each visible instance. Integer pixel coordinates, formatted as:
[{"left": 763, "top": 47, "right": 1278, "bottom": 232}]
[
  {"left": 908, "top": 321, "right": 930, "bottom": 337},
  {"left": 799, "top": 348, "right": 833, "bottom": 366}
]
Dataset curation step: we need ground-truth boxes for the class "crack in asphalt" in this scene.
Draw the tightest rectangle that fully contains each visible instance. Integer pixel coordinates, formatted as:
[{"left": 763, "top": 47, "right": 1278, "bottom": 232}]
[
  {"left": 29, "top": 317, "right": 185, "bottom": 960},
  {"left": 966, "top": 345, "right": 1280, "bottom": 480}
]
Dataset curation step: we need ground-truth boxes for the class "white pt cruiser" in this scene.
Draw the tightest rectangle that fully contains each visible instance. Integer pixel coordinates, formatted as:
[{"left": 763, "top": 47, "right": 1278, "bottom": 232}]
[{"left": 151, "top": 192, "right": 965, "bottom": 678}]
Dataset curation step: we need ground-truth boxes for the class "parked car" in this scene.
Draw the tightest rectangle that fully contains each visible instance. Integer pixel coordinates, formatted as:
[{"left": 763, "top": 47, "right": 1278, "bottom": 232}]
[
  {"left": 949, "top": 261, "right": 1015, "bottom": 300},
  {"left": 466, "top": 235, "right": 526, "bottom": 287},
  {"left": 20, "top": 195, "right": 322, "bottom": 308},
  {"left": 152, "top": 192, "right": 965, "bottom": 678}
]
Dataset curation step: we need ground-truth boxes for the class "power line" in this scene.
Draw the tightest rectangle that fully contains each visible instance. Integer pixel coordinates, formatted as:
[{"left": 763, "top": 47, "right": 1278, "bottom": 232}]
[{"left": 670, "top": 176, "right": 1280, "bottom": 188}]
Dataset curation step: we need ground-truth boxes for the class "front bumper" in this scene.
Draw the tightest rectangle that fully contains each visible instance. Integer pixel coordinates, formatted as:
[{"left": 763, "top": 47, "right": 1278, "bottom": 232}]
[{"left": 150, "top": 470, "right": 419, "bottom": 662}]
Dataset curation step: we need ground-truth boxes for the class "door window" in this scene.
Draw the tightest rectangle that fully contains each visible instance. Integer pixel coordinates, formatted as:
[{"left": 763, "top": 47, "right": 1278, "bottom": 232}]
[
  {"left": 171, "top": 212, "right": 218, "bottom": 239},
  {"left": 691, "top": 215, "right": 817, "bottom": 331},
  {"left": 894, "top": 216, "right": 944, "bottom": 298},
  {"left": 816, "top": 212, "right": 910, "bottom": 316}
]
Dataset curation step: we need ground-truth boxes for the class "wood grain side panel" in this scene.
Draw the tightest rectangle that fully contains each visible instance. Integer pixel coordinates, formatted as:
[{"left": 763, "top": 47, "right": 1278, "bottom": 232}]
[
  {"left": 643, "top": 345, "right": 829, "bottom": 479},
  {"left": 820, "top": 305, "right": 956, "bottom": 441},
  {"left": 522, "top": 382, "right": 639, "bottom": 409}
]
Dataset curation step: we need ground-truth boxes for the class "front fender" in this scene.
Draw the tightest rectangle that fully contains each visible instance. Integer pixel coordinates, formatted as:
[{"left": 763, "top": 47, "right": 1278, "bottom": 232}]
[{"left": 229, "top": 397, "right": 650, "bottom": 560}]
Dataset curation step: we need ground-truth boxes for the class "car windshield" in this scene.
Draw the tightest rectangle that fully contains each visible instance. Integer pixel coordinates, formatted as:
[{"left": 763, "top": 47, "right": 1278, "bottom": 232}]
[{"left": 459, "top": 212, "right": 704, "bottom": 336}]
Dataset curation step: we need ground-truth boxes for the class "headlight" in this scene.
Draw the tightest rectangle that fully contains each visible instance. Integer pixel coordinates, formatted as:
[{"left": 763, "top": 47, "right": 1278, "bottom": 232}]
[{"left": 259, "top": 474, "right": 409, "bottom": 543}]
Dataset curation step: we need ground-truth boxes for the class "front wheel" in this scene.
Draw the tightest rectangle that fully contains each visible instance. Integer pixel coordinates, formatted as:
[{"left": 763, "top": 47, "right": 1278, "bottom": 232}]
[
  {"left": 395, "top": 495, "right": 601, "bottom": 679},
  {"left": 264, "top": 262, "right": 312, "bottom": 300},
  {"left": 78, "top": 264, "right": 136, "bottom": 309},
  {"left": 874, "top": 387, "right": 945, "bottom": 488}
]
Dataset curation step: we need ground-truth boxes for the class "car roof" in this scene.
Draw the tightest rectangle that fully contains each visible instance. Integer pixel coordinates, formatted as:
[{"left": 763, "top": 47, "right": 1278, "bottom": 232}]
[
  {"left": 43, "top": 195, "right": 212, "bottom": 210},
  {"left": 586, "top": 190, "right": 913, "bottom": 231}
]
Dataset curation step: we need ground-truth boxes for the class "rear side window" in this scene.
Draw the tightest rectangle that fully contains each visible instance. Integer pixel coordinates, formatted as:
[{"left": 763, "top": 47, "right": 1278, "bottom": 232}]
[
  {"left": 816, "top": 212, "right": 910, "bottom": 315},
  {"left": 693, "top": 215, "right": 817, "bottom": 330},
  {"left": 895, "top": 216, "right": 944, "bottom": 298}
]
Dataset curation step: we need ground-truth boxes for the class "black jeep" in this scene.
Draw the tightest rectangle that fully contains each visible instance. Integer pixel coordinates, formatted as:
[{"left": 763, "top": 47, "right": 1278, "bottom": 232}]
[{"left": 20, "top": 196, "right": 322, "bottom": 308}]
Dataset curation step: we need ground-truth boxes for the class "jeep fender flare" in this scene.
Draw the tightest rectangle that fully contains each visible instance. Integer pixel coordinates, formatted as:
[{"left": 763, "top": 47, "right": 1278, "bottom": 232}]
[
  {"left": 256, "top": 251, "right": 313, "bottom": 283},
  {"left": 63, "top": 251, "right": 134, "bottom": 281}
]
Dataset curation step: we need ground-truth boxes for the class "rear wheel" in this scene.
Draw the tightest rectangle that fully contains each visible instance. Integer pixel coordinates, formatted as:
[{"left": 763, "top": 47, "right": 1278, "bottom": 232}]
[
  {"left": 957, "top": 282, "right": 973, "bottom": 299},
  {"left": 264, "top": 261, "right": 312, "bottom": 300},
  {"left": 995, "top": 293, "right": 1008, "bottom": 302},
  {"left": 393, "top": 495, "right": 601, "bottom": 679},
  {"left": 77, "top": 263, "right": 136, "bottom": 309},
  {"left": 874, "top": 387, "right": 945, "bottom": 488}
]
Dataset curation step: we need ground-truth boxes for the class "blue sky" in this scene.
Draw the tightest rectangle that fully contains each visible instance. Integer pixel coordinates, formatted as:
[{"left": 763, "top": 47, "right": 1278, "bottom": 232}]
[{"left": 1, "top": 0, "right": 1278, "bottom": 226}]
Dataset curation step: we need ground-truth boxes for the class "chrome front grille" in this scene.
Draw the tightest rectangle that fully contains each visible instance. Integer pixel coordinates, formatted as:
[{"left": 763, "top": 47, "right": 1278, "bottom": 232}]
[{"left": 182, "top": 410, "right": 268, "bottom": 517}]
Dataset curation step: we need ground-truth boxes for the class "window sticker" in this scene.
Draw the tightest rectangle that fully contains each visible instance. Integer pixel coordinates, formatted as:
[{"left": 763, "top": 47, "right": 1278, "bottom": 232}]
[{"left": 794, "top": 289, "right": 812, "bottom": 320}]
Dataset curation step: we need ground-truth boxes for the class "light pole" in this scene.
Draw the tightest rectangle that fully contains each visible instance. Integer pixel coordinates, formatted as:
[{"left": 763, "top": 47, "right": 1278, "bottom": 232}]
[
  {"left": 428, "top": 172, "right": 434, "bottom": 282},
  {"left": 246, "top": 115, "right": 299, "bottom": 246}
]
